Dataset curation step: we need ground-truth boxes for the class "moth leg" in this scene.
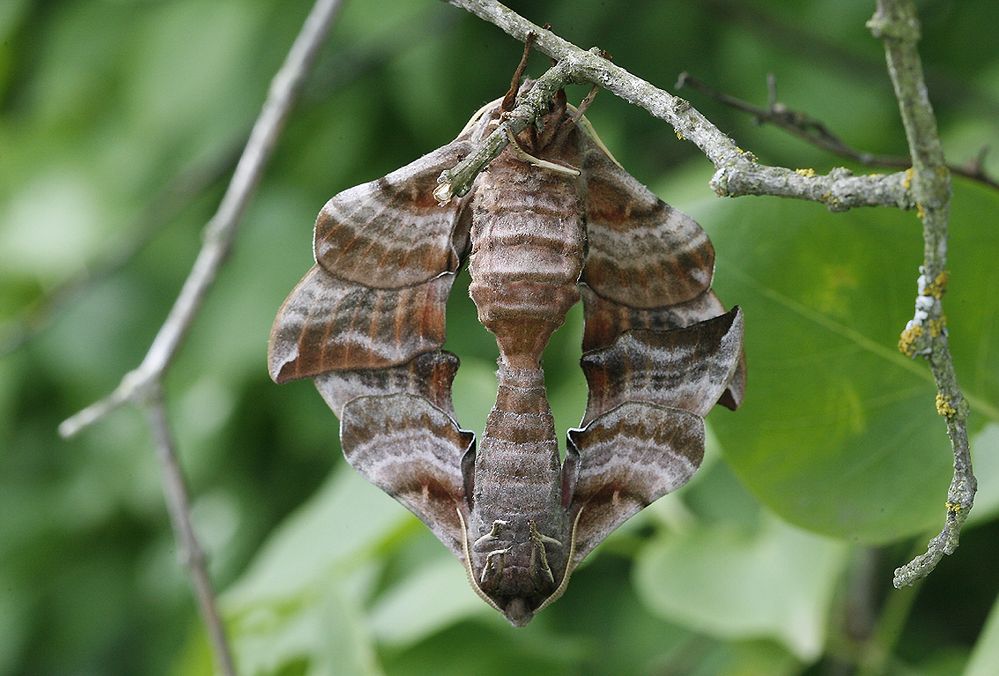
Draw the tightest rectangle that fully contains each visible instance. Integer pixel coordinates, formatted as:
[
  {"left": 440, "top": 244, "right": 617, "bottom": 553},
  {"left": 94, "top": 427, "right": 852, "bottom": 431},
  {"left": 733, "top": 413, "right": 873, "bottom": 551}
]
[
  {"left": 501, "top": 32, "right": 537, "bottom": 112},
  {"left": 503, "top": 127, "right": 580, "bottom": 177},
  {"left": 571, "top": 85, "right": 600, "bottom": 124},
  {"left": 473, "top": 519, "right": 510, "bottom": 550},
  {"left": 529, "top": 536, "right": 555, "bottom": 585},
  {"left": 552, "top": 85, "right": 601, "bottom": 150},
  {"left": 529, "top": 520, "right": 563, "bottom": 549},
  {"left": 481, "top": 548, "right": 510, "bottom": 584}
]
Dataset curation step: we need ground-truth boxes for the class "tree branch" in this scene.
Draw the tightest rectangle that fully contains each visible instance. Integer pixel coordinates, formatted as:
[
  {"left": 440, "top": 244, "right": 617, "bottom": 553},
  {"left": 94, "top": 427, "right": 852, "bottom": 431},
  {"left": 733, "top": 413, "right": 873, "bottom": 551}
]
[
  {"left": 444, "top": 0, "right": 914, "bottom": 211},
  {"left": 443, "top": 0, "right": 977, "bottom": 587},
  {"left": 59, "top": 0, "right": 345, "bottom": 439},
  {"left": 867, "top": 0, "right": 977, "bottom": 588},
  {"left": 57, "top": 0, "right": 348, "bottom": 672},
  {"left": 142, "top": 382, "right": 237, "bottom": 676},
  {"left": 5, "top": 6, "right": 456, "bottom": 360},
  {"left": 675, "top": 71, "right": 999, "bottom": 191}
]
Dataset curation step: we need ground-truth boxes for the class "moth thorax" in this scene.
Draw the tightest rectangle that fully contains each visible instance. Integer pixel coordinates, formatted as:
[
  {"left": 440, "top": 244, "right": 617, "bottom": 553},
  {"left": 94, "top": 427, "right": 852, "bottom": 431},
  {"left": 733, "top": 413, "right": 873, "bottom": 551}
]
[{"left": 467, "top": 150, "right": 585, "bottom": 368}]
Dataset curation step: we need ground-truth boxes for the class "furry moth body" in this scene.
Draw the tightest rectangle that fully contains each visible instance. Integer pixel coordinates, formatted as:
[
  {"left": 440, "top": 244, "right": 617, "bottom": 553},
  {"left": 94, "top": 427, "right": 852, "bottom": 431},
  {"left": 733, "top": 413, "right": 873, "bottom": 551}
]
[{"left": 268, "top": 80, "right": 745, "bottom": 626}]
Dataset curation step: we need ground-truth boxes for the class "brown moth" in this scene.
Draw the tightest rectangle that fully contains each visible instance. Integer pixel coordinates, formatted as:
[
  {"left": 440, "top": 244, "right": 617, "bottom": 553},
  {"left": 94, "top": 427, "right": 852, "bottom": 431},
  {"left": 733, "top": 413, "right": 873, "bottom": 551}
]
[{"left": 268, "top": 75, "right": 745, "bottom": 626}]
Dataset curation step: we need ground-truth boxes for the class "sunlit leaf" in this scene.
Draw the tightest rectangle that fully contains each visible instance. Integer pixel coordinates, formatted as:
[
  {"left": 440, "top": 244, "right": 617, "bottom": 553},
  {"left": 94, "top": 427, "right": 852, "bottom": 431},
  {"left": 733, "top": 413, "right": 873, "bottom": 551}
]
[
  {"left": 368, "top": 555, "right": 488, "bottom": 647},
  {"left": 966, "top": 591, "right": 999, "bottom": 676},
  {"left": 634, "top": 506, "right": 848, "bottom": 660}
]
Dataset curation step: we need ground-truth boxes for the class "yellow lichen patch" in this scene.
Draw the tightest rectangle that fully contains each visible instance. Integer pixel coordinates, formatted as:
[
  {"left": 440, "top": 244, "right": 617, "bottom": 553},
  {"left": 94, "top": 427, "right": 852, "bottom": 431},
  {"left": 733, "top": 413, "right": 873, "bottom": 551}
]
[
  {"left": 928, "top": 316, "right": 946, "bottom": 337},
  {"left": 924, "top": 271, "right": 949, "bottom": 299},
  {"left": 675, "top": 130, "right": 685, "bottom": 141},
  {"left": 935, "top": 393, "right": 957, "bottom": 418},
  {"left": 795, "top": 168, "right": 816, "bottom": 178},
  {"left": 902, "top": 167, "right": 913, "bottom": 190},
  {"left": 916, "top": 203, "right": 926, "bottom": 220},
  {"left": 946, "top": 501, "right": 963, "bottom": 513},
  {"left": 898, "top": 324, "right": 923, "bottom": 356}
]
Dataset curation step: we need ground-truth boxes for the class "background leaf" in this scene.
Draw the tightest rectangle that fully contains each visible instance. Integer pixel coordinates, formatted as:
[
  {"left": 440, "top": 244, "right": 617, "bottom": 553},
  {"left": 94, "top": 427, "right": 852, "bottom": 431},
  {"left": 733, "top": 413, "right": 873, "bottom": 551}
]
[{"left": 700, "top": 183, "right": 999, "bottom": 542}]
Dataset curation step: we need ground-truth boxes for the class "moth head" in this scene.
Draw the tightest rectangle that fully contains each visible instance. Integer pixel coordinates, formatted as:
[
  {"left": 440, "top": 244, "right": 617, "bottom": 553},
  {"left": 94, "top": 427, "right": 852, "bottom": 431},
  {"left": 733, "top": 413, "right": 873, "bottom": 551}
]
[{"left": 458, "top": 514, "right": 575, "bottom": 626}]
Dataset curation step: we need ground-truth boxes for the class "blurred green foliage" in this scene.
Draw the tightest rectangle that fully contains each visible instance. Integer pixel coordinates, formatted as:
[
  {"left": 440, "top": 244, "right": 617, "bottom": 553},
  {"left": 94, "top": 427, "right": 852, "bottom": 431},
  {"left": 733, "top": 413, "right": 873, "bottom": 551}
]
[{"left": 2, "top": 0, "right": 999, "bottom": 674}]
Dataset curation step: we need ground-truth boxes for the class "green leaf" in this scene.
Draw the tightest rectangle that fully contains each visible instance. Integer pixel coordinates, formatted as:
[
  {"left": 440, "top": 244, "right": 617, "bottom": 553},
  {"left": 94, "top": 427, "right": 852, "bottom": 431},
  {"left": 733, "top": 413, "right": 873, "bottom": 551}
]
[
  {"left": 968, "top": 423, "right": 999, "bottom": 527},
  {"left": 700, "top": 182, "right": 999, "bottom": 543},
  {"left": 368, "top": 555, "right": 488, "bottom": 647},
  {"left": 231, "top": 576, "right": 383, "bottom": 676},
  {"left": 634, "top": 506, "right": 848, "bottom": 660},
  {"left": 224, "top": 469, "right": 410, "bottom": 611},
  {"left": 223, "top": 469, "right": 406, "bottom": 675},
  {"left": 966, "top": 591, "right": 999, "bottom": 676}
]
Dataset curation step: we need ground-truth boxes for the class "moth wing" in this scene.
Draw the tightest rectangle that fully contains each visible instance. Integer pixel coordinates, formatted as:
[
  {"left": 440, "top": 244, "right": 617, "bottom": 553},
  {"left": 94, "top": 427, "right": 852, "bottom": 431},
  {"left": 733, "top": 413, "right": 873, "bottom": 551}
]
[
  {"left": 579, "top": 133, "right": 715, "bottom": 309},
  {"left": 563, "top": 402, "right": 704, "bottom": 566},
  {"left": 340, "top": 393, "right": 474, "bottom": 557},
  {"left": 268, "top": 266, "right": 456, "bottom": 383},
  {"left": 580, "top": 307, "right": 744, "bottom": 424},
  {"left": 313, "top": 350, "right": 461, "bottom": 419},
  {"left": 579, "top": 284, "right": 746, "bottom": 411},
  {"left": 313, "top": 138, "right": 476, "bottom": 288}
]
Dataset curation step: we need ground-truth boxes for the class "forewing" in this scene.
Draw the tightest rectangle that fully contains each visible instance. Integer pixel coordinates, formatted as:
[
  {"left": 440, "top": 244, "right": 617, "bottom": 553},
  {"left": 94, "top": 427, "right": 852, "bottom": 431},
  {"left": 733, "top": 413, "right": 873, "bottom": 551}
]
[
  {"left": 314, "top": 139, "right": 475, "bottom": 288},
  {"left": 581, "top": 307, "right": 744, "bottom": 424},
  {"left": 580, "top": 136, "right": 714, "bottom": 308},
  {"left": 268, "top": 266, "right": 455, "bottom": 383},
  {"left": 340, "top": 393, "right": 474, "bottom": 557},
  {"left": 563, "top": 402, "right": 704, "bottom": 566}
]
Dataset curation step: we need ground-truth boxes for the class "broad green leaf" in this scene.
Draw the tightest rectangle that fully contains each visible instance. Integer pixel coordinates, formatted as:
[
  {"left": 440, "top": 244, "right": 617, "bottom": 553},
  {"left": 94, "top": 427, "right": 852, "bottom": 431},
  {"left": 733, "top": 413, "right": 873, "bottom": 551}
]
[
  {"left": 683, "top": 640, "right": 800, "bottom": 676},
  {"left": 634, "top": 507, "right": 848, "bottom": 660},
  {"left": 966, "top": 591, "right": 999, "bottom": 676},
  {"left": 231, "top": 575, "right": 382, "bottom": 676},
  {"left": 968, "top": 424, "right": 999, "bottom": 526},
  {"left": 223, "top": 469, "right": 410, "bottom": 611},
  {"left": 368, "top": 555, "right": 488, "bottom": 647},
  {"left": 699, "top": 183, "right": 999, "bottom": 543},
  {"left": 223, "top": 469, "right": 402, "bottom": 675}
]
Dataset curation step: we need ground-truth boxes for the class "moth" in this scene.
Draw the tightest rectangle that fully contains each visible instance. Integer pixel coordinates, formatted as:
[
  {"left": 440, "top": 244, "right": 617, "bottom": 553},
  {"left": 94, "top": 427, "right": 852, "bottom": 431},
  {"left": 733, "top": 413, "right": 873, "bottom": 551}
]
[{"left": 268, "top": 71, "right": 745, "bottom": 626}]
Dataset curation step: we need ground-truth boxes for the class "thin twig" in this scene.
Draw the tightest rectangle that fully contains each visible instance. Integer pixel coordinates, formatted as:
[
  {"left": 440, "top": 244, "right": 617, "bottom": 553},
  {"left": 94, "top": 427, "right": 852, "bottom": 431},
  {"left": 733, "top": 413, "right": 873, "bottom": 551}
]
[
  {"left": 444, "top": 0, "right": 914, "bottom": 211},
  {"left": 5, "top": 7, "right": 456, "bottom": 359},
  {"left": 58, "top": 0, "right": 347, "bottom": 672},
  {"left": 675, "top": 71, "right": 999, "bottom": 191},
  {"left": 0, "top": 150, "right": 238, "bottom": 357},
  {"left": 142, "top": 382, "right": 237, "bottom": 676},
  {"left": 866, "top": 0, "right": 976, "bottom": 587},
  {"left": 59, "top": 0, "right": 346, "bottom": 439}
]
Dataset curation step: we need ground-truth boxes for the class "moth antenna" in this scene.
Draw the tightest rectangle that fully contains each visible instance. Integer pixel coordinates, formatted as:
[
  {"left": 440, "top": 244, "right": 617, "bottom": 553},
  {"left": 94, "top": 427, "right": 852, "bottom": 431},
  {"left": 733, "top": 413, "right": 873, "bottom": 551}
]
[
  {"left": 503, "top": 127, "right": 580, "bottom": 177},
  {"left": 502, "top": 32, "right": 537, "bottom": 112}
]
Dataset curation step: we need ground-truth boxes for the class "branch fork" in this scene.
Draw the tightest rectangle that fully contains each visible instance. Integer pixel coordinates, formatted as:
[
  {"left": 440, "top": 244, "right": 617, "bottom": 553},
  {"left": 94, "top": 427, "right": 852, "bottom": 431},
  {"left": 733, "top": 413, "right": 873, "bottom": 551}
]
[{"left": 443, "top": 0, "right": 977, "bottom": 589}]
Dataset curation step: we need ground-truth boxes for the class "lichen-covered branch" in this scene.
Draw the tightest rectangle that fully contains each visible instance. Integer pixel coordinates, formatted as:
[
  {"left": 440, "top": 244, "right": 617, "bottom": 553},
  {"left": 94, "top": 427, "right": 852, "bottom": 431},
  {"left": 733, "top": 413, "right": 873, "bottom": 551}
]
[
  {"left": 868, "top": 0, "right": 976, "bottom": 588},
  {"left": 445, "top": 0, "right": 976, "bottom": 587},
  {"left": 445, "top": 0, "right": 914, "bottom": 211},
  {"left": 435, "top": 57, "right": 582, "bottom": 201}
]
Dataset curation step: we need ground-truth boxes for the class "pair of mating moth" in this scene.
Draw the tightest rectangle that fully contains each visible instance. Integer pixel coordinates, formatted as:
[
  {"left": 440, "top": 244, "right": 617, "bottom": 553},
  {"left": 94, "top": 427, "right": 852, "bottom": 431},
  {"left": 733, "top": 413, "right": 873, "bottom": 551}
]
[{"left": 268, "top": 72, "right": 745, "bottom": 626}]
